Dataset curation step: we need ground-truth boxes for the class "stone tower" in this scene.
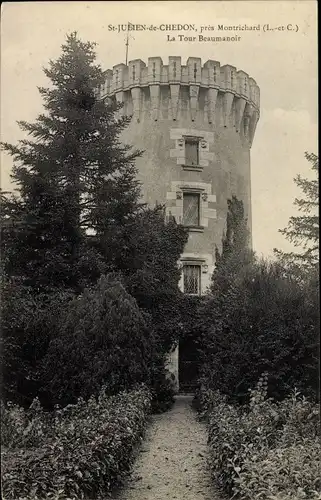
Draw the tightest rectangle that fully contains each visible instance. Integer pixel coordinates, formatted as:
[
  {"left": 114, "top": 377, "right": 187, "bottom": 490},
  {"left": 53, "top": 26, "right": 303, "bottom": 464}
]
[{"left": 100, "top": 56, "right": 260, "bottom": 389}]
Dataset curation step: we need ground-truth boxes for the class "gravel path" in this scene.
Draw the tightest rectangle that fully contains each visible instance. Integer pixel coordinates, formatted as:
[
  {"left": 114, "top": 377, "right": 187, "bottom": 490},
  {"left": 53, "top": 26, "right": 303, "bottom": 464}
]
[{"left": 114, "top": 394, "right": 221, "bottom": 500}]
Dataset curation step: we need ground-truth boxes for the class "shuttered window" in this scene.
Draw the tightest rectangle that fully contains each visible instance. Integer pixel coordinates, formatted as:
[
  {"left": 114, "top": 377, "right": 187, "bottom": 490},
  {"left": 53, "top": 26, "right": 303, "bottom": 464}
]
[
  {"left": 185, "top": 139, "right": 199, "bottom": 166},
  {"left": 183, "top": 193, "right": 200, "bottom": 226},
  {"left": 183, "top": 265, "right": 201, "bottom": 295}
]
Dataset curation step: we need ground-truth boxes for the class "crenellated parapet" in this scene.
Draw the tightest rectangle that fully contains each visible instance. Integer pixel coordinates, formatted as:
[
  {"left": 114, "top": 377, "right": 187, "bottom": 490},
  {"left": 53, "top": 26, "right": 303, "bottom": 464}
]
[{"left": 99, "top": 56, "right": 260, "bottom": 146}]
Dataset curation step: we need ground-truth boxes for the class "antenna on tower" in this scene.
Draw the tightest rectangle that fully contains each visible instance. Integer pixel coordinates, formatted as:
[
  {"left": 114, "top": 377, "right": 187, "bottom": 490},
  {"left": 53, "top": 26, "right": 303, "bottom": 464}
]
[
  {"left": 125, "top": 23, "right": 135, "bottom": 65},
  {"left": 125, "top": 26, "right": 129, "bottom": 65}
]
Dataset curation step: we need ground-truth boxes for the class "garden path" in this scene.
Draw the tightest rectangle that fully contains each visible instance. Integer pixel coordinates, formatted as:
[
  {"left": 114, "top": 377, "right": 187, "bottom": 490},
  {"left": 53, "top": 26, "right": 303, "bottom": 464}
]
[{"left": 114, "top": 394, "right": 221, "bottom": 500}]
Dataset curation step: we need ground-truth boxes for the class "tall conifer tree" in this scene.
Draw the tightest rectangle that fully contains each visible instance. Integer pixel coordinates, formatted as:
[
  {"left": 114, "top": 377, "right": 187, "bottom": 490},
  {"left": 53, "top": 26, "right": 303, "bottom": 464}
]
[
  {"left": 1, "top": 33, "right": 142, "bottom": 292},
  {"left": 211, "top": 195, "right": 253, "bottom": 295}
]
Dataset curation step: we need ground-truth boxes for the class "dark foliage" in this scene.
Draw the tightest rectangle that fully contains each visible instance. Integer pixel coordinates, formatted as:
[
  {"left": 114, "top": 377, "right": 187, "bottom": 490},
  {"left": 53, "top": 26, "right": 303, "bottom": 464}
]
[
  {"left": 40, "top": 275, "right": 155, "bottom": 406},
  {"left": 114, "top": 205, "right": 188, "bottom": 352},
  {"left": 199, "top": 258, "right": 319, "bottom": 402},
  {"left": 198, "top": 196, "right": 319, "bottom": 402},
  {"left": 1, "top": 32, "right": 143, "bottom": 294},
  {"left": 1, "top": 279, "right": 74, "bottom": 407}
]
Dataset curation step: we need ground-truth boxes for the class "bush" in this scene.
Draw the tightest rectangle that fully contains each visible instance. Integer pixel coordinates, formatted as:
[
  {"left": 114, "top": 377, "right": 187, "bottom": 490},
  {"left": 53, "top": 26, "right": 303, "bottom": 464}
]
[
  {"left": 236, "top": 440, "right": 321, "bottom": 500},
  {"left": 193, "top": 386, "right": 228, "bottom": 420},
  {"left": 1, "top": 397, "right": 52, "bottom": 449},
  {"left": 199, "top": 259, "right": 319, "bottom": 402},
  {"left": 41, "top": 275, "right": 155, "bottom": 406},
  {"left": 150, "top": 365, "right": 175, "bottom": 413},
  {"left": 1, "top": 386, "right": 151, "bottom": 499},
  {"left": 1, "top": 274, "right": 177, "bottom": 413},
  {"left": 0, "top": 280, "right": 74, "bottom": 407},
  {"left": 201, "top": 379, "right": 321, "bottom": 499}
]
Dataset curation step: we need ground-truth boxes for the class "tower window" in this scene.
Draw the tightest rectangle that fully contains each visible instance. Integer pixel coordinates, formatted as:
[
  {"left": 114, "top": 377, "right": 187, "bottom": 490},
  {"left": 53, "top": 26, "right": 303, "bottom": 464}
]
[
  {"left": 183, "top": 192, "right": 200, "bottom": 227},
  {"left": 183, "top": 265, "right": 201, "bottom": 295},
  {"left": 185, "top": 138, "right": 199, "bottom": 166}
]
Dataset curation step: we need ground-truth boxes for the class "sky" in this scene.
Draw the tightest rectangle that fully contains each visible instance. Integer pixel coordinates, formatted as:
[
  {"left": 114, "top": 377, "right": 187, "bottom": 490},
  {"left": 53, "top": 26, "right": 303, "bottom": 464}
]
[{"left": 0, "top": 1, "right": 318, "bottom": 258}]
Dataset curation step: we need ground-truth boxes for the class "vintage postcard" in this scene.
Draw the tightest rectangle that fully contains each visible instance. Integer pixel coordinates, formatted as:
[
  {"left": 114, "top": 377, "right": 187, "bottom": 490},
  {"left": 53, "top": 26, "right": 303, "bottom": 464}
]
[{"left": 1, "top": 1, "right": 318, "bottom": 499}]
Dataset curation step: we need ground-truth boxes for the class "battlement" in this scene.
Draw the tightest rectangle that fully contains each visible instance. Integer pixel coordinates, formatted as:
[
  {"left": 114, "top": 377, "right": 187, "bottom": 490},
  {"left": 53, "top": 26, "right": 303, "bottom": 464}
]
[
  {"left": 101, "top": 56, "right": 259, "bottom": 106},
  {"left": 99, "top": 56, "right": 260, "bottom": 145}
]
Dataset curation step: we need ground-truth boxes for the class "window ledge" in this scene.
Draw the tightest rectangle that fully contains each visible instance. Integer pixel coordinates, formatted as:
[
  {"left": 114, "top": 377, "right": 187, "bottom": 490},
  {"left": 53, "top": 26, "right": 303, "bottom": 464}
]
[
  {"left": 180, "top": 258, "right": 206, "bottom": 265},
  {"left": 183, "top": 225, "right": 205, "bottom": 233},
  {"left": 181, "top": 164, "right": 203, "bottom": 172}
]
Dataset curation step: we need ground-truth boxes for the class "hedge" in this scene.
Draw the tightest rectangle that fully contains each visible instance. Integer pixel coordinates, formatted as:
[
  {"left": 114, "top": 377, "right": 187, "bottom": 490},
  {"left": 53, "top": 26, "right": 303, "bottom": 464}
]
[
  {"left": 196, "top": 377, "right": 321, "bottom": 499},
  {"left": 1, "top": 385, "right": 151, "bottom": 499}
]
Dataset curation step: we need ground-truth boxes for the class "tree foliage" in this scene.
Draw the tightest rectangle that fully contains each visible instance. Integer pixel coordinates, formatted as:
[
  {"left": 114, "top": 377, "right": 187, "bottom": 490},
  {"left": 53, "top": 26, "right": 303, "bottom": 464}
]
[
  {"left": 1, "top": 281, "right": 74, "bottom": 407},
  {"left": 198, "top": 196, "right": 319, "bottom": 402},
  {"left": 211, "top": 195, "right": 254, "bottom": 296},
  {"left": 1, "top": 32, "right": 143, "bottom": 293},
  {"left": 1, "top": 33, "right": 189, "bottom": 410},
  {"left": 199, "top": 257, "right": 319, "bottom": 402},
  {"left": 112, "top": 205, "right": 188, "bottom": 302},
  {"left": 117, "top": 205, "right": 188, "bottom": 352},
  {"left": 40, "top": 275, "right": 154, "bottom": 406},
  {"left": 274, "top": 152, "right": 319, "bottom": 271}
]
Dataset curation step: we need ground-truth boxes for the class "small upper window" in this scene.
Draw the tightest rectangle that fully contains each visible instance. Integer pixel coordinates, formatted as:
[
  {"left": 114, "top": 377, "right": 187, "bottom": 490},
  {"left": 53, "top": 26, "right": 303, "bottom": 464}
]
[
  {"left": 185, "top": 139, "right": 199, "bottom": 166},
  {"left": 183, "top": 192, "right": 200, "bottom": 227}
]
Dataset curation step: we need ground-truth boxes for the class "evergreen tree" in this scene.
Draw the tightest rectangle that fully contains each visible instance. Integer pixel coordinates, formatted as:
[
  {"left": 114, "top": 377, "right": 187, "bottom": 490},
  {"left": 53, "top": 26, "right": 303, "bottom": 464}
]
[
  {"left": 41, "top": 275, "right": 155, "bottom": 405},
  {"left": 1, "top": 32, "right": 142, "bottom": 293},
  {"left": 274, "top": 152, "right": 319, "bottom": 271},
  {"left": 198, "top": 196, "right": 255, "bottom": 397},
  {"left": 211, "top": 195, "right": 254, "bottom": 294}
]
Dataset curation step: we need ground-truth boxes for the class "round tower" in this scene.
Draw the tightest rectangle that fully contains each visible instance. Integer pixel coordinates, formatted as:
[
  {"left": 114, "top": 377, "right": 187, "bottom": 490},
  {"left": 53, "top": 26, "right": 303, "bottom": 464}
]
[{"left": 100, "top": 56, "right": 260, "bottom": 295}]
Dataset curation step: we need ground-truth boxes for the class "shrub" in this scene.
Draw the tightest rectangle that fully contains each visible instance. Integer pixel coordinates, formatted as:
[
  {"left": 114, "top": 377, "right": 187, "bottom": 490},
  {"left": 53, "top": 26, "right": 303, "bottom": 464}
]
[
  {"left": 150, "top": 364, "right": 175, "bottom": 413},
  {"left": 1, "top": 397, "right": 52, "bottom": 449},
  {"left": 1, "top": 274, "right": 177, "bottom": 413},
  {"left": 41, "top": 275, "right": 155, "bottom": 406},
  {"left": 199, "top": 259, "right": 319, "bottom": 402},
  {"left": 202, "top": 379, "right": 321, "bottom": 499},
  {"left": 115, "top": 205, "right": 188, "bottom": 361},
  {"left": 0, "top": 280, "right": 74, "bottom": 407},
  {"left": 1, "top": 386, "right": 151, "bottom": 499},
  {"left": 193, "top": 386, "right": 228, "bottom": 419},
  {"left": 1, "top": 400, "right": 28, "bottom": 448},
  {"left": 236, "top": 440, "right": 321, "bottom": 500}
]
